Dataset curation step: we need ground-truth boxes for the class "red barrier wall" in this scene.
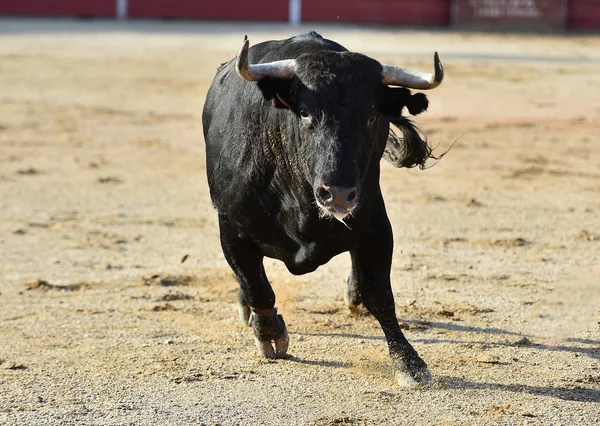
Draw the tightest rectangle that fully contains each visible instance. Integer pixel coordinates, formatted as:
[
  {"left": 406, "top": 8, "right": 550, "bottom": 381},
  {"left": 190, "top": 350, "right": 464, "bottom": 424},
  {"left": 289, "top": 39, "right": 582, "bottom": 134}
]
[
  {"left": 0, "top": 0, "right": 114, "bottom": 17},
  {"left": 1, "top": 0, "right": 599, "bottom": 31},
  {"left": 568, "top": 0, "right": 600, "bottom": 29},
  {"left": 302, "top": 0, "right": 451, "bottom": 25},
  {"left": 128, "top": 0, "right": 288, "bottom": 21}
]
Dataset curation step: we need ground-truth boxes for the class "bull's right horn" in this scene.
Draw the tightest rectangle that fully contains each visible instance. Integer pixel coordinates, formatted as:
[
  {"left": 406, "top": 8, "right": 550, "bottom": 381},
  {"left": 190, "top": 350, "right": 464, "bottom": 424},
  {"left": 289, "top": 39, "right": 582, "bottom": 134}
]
[
  {"left": 381, "top": 52, "right": 444, "bottom": 90},
  {"left": 236, "top": 36, "right": 297, "bottom": 82}
]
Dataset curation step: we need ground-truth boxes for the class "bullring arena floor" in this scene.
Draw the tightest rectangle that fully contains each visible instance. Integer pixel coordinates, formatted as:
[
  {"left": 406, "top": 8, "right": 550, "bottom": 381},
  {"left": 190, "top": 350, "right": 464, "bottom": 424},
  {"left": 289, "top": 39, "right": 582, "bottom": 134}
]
[{"left": 1, "top": 18, "right": 599, "bottom": 425}]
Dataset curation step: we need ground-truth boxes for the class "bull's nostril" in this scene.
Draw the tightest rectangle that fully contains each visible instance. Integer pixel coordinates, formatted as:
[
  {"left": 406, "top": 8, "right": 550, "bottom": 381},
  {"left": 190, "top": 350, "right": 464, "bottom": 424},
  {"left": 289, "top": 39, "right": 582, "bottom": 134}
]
[
  {"left": 346, "top": 190, "right": 357, "bottom": 204},
  {"left": 317, "top": 186, "right": 332, "bottom": 204}
]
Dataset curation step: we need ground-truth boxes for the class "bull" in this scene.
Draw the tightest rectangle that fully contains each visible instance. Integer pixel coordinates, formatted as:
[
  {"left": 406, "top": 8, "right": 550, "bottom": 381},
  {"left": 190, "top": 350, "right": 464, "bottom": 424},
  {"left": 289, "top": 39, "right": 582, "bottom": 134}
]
[{"left": 202, "top": 32, "right": 443, "bottom": 386}]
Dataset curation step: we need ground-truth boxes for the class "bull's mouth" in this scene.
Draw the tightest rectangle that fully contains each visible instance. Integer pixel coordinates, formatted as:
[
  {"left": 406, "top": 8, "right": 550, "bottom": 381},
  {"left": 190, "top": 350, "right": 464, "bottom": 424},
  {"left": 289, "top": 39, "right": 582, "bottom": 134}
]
[{"left": 315, "top": 202, "right": 356, "bottom": 228}]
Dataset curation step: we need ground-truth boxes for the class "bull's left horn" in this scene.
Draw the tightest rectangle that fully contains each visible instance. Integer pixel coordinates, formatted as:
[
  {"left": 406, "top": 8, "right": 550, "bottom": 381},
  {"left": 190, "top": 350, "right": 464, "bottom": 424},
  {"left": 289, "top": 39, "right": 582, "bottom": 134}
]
[
  {"left": 236, "top": 36, "right": 297, "bottom": 81},
  {"left": 381, "top": 52, "right": 444, "bottom": 90}
]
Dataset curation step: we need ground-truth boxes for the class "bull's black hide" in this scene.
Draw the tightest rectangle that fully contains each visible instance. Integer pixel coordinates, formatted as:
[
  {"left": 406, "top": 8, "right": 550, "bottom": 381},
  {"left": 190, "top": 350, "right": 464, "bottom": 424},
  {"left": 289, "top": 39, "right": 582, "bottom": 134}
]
[{"left": 202, "top": 32, "right": 443, "bottom": 386}]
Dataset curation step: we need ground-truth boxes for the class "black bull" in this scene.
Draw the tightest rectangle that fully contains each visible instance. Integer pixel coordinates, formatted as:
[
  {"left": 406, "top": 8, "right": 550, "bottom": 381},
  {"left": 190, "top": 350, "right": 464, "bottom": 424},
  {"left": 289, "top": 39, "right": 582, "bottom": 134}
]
[{"left": 202, "top": 32, "right": 444, "bottom": 386}]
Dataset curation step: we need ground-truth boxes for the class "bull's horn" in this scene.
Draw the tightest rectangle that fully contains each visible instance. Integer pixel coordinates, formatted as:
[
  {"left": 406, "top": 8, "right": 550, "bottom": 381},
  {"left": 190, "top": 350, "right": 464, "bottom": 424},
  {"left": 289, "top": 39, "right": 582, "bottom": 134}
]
[
  {"left": 236, "top": 36, "right": 297, "bottom": 81},
  {"left": 381, "top": 52, "right": 444, "bottom": 90}
]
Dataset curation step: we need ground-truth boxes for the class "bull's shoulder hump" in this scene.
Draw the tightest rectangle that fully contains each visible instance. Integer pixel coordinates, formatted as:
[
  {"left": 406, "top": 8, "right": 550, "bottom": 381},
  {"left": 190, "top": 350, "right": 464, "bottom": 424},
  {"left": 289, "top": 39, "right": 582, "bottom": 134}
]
[
  {"left": 291, "top": 31, "right": 348, "bottom": 53},
  {"left": 294, "top": 31, "right": 324, "bottom": 41},
  {"left": 251, "top": 32, "right": 347, "bottom": 55},
  {"left": 237, "top": 33, "right": 350, "bottom": 64}
]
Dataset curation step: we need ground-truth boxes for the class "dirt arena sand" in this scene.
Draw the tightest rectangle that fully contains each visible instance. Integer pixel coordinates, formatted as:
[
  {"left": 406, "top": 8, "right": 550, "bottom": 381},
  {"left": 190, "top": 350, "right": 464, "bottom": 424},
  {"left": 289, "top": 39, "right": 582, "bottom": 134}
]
[{"left": 1, "top": 19, "right": 599, "bottom": 425}]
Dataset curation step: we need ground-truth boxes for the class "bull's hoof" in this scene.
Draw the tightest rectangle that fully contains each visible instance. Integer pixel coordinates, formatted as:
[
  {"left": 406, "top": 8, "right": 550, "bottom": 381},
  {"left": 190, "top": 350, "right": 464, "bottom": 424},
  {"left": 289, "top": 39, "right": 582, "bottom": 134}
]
[
  {"left": 251, "top": 308, "right": 289, "bottom": 359},
  {"left": 395, "top": 355, "right": 432, "bottom": 388},
  {"left": 344, "top": 278, "right": 363, "bottom": 315},
  {"left": 254, "top": 327, "right": 289, "bottom": 359},
  {"left": 237, "top": 303, "right": 252, "bottom": 326},
  {"left": 344, "top": 290, "right": 362, "bottom": 315}
]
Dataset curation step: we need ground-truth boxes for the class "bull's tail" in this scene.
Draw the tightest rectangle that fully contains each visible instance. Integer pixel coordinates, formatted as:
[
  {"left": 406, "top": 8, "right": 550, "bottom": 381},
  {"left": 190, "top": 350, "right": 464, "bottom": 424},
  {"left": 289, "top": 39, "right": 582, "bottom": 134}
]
[{"left": 383, "top": 117, "right": 438, "bottom": 169}]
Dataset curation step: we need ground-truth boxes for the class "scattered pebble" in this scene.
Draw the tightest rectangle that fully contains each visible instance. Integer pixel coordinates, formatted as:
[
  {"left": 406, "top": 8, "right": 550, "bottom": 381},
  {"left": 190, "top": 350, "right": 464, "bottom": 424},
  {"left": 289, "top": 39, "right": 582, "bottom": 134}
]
[
  {"left": 411, "top": 321, "right": 432, "bottom": 330},
  {"left": 491, "top": 274, "right": 511, "bottom": 281},
  {"left": 467, "top": 198, "right": 483, "bottom": 207},
  {"left": 16, "top": 167, "right": 42, "bottom": 175},
  {"left": 152, "top": 303, "right": 177, "bottom": 312},
  {"left": 428, "top": 195, "right": 447, "bottom": 202},
  {"left": 489, "top": 238, "right": 530, "bottom": 247},
  {"left": 1, "top": 362, "right": 27, "bottom": 370},
  {"left": 487, "top": 404, "right": 510, "bottom": 414},
  {"left": 158, "top": 291, "right": 192, "bottom": 302},
  {"left": 512, "top": 337, "right": 533, "bottom": 347},
  {"left": 23, "top": 279, "right": 86, "bottom": 292},
  {"left": 97, "top": 176, "right": 122, "bottom": 184},
  {"left": 476, "top": 354, "right": 501, "bottom": 364},
  {"left": 574, "top": 375, "right": 600, "bottom": 384},
  {"left": 142, "top": 274, "right": 192, "bottom": 287},
  {"left": 579, "top": 230, "right": 598, "bottom": 241}
]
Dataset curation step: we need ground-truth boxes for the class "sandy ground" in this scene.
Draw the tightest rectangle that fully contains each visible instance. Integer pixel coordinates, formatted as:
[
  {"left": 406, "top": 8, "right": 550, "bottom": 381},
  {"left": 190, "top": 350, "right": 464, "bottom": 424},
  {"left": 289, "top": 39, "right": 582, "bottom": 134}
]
[{"left": 1, "top": 19, "right": 599, "bottom": 425}]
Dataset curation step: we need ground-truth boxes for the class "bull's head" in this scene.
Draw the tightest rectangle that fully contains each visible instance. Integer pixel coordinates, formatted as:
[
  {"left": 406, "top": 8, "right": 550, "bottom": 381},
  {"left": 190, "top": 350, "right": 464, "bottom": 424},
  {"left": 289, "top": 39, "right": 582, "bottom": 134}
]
[{"left": 236, "top": 37, "right": 443, "bottom": 223}]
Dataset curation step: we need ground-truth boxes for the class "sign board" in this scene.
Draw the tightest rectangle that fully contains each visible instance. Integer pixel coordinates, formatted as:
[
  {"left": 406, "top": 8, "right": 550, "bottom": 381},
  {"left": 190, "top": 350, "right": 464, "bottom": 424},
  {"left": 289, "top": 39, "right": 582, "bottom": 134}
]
[
  {"left": 568, "top": 0, "right": 600, "bottom": 30},
  {"left": 454, "top": 0, "right": 567, "bottom": 29}
]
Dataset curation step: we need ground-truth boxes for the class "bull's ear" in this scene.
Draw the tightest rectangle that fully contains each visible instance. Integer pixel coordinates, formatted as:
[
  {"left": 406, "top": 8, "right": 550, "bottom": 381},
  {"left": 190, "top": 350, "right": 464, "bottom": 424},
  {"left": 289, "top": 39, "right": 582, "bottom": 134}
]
[
  {"left": 382, "top": 87, "right": 429, "bottom": 116},
  {"left": 257, "top": 77, "right": 295, "bottom": 110}
]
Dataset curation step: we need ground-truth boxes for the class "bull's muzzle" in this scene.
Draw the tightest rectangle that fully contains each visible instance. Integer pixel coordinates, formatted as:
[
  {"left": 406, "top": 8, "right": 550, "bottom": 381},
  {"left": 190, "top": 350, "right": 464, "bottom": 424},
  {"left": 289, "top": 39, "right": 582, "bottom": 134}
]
[{"left": 315, "top": 184, "right": 358, "bottom": 218}]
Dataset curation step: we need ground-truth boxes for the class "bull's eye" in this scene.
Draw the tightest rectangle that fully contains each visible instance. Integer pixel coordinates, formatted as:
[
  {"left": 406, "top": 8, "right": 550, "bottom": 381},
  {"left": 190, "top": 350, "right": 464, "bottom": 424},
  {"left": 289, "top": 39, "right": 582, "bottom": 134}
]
[{"left": 299, "top": 108, "right": 310, "bottom": 119}]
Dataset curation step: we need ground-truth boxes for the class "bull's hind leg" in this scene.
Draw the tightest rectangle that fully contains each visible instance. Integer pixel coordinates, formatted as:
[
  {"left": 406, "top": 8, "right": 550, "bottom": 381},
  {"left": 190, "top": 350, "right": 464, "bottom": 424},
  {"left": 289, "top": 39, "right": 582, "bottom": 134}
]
[
  {"left": 345, "top": 267, "right": 363, "bottom": 315},
  {"left": 218, "top": 215, "right": 289, "bottom": 358},
  {"left": 237, "top": 288, "right": 252, "bottom": 325},
  {"left": 351, "top": 208, "right": 431, "bottom": 387}
]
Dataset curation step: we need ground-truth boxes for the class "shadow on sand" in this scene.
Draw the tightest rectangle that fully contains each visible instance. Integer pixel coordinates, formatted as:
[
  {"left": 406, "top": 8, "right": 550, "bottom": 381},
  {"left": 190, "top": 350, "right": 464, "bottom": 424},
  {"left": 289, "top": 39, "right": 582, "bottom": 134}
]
[
  {"left": 290, "top": 319, "right": 599, "bottom": 402},
  {"left": 298, "top": 320, "right": 600, "bottom": 360},
  {"left": 437, "top": 375, "right": 600, "bottom": 403}
]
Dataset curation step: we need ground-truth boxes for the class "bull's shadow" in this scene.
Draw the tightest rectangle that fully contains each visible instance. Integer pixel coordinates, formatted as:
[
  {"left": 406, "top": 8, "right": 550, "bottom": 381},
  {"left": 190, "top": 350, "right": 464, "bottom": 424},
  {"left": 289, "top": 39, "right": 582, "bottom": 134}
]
[
  {"left": 436, "top": 376, "right": 600, "bottom": 403},
  {"left": 292, "top": 325, "right": 600, "bottom": 403},
  {"left": 285, "top": 356, "right": 352, "bottom": 369},
  {"left": 298, "top": 319, "right": 600, "bottom": 360}
]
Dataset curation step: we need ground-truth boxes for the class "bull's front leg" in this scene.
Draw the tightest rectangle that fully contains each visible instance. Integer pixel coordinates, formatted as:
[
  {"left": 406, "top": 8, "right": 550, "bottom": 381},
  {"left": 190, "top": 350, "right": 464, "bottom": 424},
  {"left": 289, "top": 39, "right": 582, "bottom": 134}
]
[
  {"left": 350, "top": 210, "right": 431, "bottom": 387},
  {"left": 218, "top": 214, "right": 289, "bottom": 358}
]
